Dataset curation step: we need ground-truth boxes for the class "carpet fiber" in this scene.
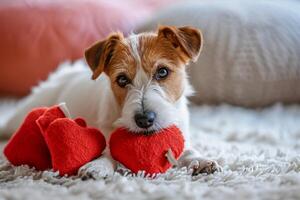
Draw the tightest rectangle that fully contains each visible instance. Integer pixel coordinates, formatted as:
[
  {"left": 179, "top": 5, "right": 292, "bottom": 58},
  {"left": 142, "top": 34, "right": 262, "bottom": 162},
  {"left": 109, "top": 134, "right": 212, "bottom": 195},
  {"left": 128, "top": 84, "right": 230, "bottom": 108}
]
[{"left": 0, "top": 104, "right": 300, "bottom": 200}]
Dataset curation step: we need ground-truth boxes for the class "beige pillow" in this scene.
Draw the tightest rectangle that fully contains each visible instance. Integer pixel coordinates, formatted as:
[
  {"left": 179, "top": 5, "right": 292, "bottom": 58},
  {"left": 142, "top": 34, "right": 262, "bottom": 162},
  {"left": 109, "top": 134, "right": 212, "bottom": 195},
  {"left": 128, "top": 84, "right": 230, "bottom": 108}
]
[{"left": 136, "top": 0, "right": 300, "bottom": 107}]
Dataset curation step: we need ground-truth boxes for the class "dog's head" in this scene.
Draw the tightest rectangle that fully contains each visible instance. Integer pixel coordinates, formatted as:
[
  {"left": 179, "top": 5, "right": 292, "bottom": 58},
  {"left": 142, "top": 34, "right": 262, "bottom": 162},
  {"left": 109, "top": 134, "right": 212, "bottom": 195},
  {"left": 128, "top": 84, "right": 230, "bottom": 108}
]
[{"left": 85, "top": 26, "right": 202, "bottom": 133}]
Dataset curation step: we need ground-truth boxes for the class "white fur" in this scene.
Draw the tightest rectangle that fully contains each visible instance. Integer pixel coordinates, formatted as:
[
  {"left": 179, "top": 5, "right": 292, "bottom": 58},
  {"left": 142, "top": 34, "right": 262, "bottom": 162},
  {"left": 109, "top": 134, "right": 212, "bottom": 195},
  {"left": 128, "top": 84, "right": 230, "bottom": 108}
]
[
  {"left": 127, "top": 34, "right": 141, "bottom": 67},
  {"left": 4, "top": 60, "right": 119, "bottom": 140}
]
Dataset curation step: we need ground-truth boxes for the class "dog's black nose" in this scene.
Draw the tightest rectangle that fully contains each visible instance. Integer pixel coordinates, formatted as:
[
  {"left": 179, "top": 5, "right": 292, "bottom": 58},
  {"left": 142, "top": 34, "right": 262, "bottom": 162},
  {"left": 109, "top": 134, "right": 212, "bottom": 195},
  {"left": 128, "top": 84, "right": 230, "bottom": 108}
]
[{"left": 134, "top": 111, "right": 156, "bottom": 129}]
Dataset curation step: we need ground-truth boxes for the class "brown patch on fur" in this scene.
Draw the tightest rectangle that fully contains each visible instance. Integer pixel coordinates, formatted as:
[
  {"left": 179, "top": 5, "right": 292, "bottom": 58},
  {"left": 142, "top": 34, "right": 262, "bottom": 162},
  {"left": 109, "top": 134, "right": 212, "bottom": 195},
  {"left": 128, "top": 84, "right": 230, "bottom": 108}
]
[
  {"left": 105, "top": 42, "right": 136, "bottom": 105},
  {"left": 85, "top": 32, "right": 124, "bottom": 80},
  {"left": 138, "top": 33, "right": 187, "bottom": 102},
  {"left": 158, "top": 26, "right": 203, "bottom": 62}
]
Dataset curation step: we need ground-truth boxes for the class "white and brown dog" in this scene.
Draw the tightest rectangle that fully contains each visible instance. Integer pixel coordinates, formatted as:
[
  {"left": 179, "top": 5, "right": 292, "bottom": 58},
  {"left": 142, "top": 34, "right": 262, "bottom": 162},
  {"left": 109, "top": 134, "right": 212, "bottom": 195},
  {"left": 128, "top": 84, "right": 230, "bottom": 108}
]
[{"left": 4, "top": 26, "right": 221, "bottom": 179}]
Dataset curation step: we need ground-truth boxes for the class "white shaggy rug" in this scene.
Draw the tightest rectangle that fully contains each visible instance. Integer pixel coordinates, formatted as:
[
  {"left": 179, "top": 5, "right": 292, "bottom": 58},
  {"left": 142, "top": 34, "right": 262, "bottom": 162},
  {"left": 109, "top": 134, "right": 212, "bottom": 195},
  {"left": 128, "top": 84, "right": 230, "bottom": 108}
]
[{"left": 0, "top": 102, "right": 300, "bottom": 200}]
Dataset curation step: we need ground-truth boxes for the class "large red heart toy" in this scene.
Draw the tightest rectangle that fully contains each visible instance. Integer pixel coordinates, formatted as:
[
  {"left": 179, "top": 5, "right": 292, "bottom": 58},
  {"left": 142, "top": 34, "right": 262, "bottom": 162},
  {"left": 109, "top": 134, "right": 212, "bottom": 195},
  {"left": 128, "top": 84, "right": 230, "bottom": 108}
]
[
  {"left": 109, "top": 126, "right": 184, "bottom": 175},
  {"left": 4, "top": 107, "right": 52, "bottom": 170},
  {"left": 4, "top": 104, "right": 106, "bottom": 176}
]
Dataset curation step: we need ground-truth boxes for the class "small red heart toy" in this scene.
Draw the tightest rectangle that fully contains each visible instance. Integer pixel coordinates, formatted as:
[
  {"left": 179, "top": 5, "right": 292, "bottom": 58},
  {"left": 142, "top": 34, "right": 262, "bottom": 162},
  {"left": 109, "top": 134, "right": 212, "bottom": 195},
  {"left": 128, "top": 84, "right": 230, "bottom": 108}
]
[
  {"left": 42, "top": 117, "right": 106, "bottom": 175},
  {"left": 4, "top": 103, "right": 106, "bottom": 176},
  {"left": 109, "top": 126, "right": 184, "bottom": 175}
]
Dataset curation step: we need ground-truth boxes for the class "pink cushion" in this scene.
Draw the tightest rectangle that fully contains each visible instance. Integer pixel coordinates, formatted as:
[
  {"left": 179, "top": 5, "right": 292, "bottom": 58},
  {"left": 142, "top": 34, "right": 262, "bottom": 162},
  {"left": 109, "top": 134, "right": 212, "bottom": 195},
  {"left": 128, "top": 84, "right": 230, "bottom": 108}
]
[{"left": 0, "top": 0, "right": 152, "bottom": 96}]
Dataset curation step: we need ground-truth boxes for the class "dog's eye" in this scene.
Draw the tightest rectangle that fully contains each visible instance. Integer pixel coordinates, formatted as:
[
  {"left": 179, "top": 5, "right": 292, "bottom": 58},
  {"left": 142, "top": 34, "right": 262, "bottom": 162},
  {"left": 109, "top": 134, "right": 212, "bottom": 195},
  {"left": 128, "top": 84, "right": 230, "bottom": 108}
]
[
  {"left": 155, "top": 67, "right": 169, "bottom": 80},
  {"left": 116, "top": 75, "right": 130, "bottom": 88}
]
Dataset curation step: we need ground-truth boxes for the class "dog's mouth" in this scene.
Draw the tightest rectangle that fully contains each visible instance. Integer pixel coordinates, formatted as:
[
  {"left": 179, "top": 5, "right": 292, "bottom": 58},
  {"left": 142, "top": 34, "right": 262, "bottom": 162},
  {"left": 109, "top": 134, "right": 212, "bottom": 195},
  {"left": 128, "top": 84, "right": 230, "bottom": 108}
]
[{"left": 141, "top": 129, "right": 156, "bottom": 136}]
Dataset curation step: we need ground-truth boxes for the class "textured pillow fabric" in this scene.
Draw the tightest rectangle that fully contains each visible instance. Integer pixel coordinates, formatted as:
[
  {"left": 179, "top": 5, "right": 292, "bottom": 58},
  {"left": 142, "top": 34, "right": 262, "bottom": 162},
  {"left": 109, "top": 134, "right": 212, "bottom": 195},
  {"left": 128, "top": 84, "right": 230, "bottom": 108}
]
[
  {"left": 136, "top": 0, "right": 300, "bottom": 107},
  {"left": 0, "top": 0, "right": 151, "bottom": 96}
]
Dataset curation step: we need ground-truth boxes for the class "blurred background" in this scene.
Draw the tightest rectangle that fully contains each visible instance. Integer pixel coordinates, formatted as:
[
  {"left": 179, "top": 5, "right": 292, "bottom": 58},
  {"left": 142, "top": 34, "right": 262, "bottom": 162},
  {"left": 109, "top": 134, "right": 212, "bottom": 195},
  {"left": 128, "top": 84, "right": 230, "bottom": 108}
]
[
  {"left": 1, "top": 1, "right": 300, "bottom": 199},
  {"left": 0, "top": 0, "right": 299, "bottom": 107}
]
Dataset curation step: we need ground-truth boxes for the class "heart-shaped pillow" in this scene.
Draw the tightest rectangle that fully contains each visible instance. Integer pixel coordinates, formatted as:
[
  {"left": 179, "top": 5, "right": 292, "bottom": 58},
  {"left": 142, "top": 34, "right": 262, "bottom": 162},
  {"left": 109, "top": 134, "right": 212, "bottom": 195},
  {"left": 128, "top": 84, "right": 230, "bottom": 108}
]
[
  {"left": 109, "top": 126, "right": 184, "bottom": 175},
  {"left": 42, "top": 117, "right": 106, "bottom": 175}
]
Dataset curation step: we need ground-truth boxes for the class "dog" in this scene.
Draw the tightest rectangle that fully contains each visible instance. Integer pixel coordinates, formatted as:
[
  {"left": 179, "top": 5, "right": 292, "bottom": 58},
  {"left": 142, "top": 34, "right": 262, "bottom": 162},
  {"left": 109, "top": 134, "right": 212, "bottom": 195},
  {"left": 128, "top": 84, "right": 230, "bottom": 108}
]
[{"left": 4, "top": 26, "right": 221, "bottom": 179}]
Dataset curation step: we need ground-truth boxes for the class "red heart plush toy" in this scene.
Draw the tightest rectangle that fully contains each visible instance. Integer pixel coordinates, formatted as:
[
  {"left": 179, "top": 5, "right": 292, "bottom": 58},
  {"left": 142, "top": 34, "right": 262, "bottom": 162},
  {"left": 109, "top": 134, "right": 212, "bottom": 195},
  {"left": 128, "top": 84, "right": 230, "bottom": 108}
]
[
  {"left": 109, "top": 126, "right": 184, "bottom": 175},
  {"left": 4, "top": 103, "right": 106, "bottom": 176},
  {"left": 42, "top": 117, "right": 106, "bottom": 175},
  {"left": 4, "top": 107, "right": 52, "bottom": 170}
]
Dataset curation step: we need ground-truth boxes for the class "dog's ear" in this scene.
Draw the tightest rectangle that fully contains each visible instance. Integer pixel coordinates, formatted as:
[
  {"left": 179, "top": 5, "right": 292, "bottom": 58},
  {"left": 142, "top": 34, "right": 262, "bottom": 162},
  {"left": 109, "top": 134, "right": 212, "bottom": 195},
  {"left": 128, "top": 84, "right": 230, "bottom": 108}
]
[
  {"left": 158, "top": 26, "right": 203, "bottom": 62},
  {"left": 85, "top": 33, "right": 123, "bottom": 80}
]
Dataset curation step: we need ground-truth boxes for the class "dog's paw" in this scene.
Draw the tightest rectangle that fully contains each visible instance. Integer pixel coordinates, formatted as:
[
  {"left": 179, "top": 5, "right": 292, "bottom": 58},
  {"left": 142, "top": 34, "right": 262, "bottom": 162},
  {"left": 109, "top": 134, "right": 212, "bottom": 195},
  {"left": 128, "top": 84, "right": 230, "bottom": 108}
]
[
  {"left": 178, "top": 150, "right": 222, "bottom": 176},
  {"left": 78, "top": 165, "right": 112, "bottom": 180},
  {"left": 78, "top": 158, "right": 115, "bottom": 180},
  {"left": 188, "top": 159, "right": 222, "bottom": 176}
]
